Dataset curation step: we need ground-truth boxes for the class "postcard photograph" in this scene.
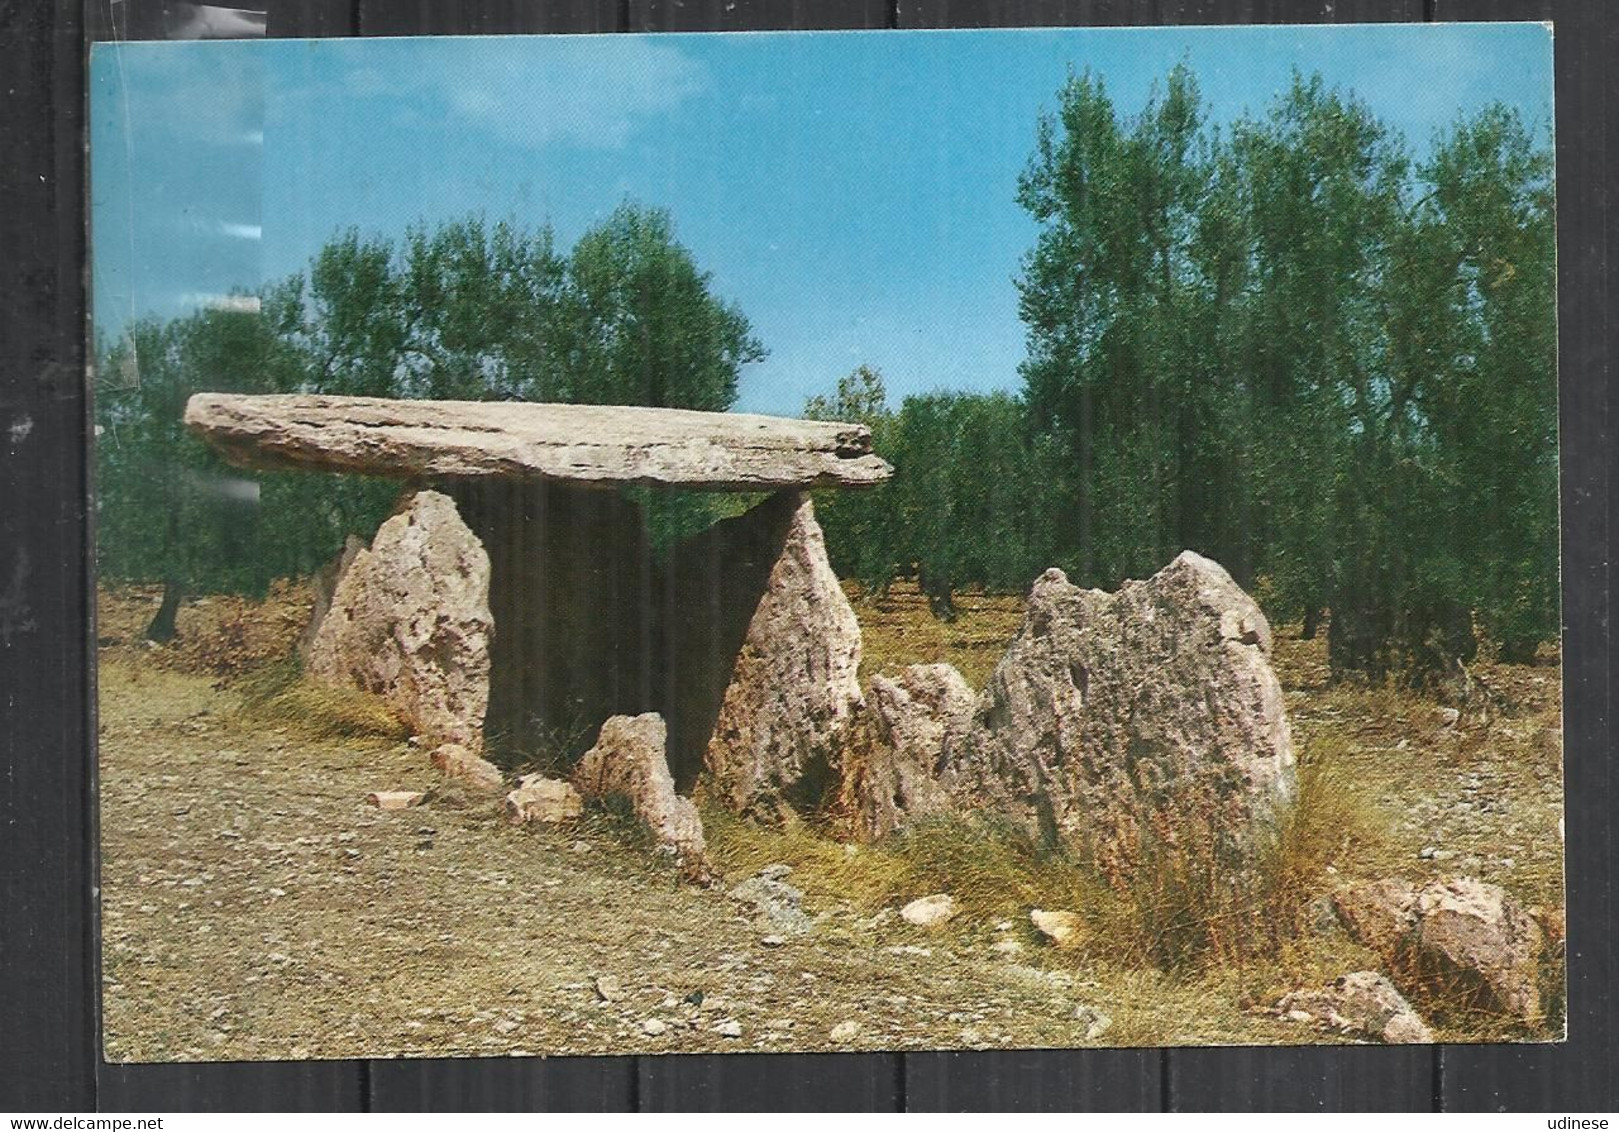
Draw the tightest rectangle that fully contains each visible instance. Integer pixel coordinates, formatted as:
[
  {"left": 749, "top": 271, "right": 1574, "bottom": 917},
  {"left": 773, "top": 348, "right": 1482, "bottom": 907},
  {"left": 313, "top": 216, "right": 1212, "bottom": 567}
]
[{"left": 89, "top": 23, "right": 1563, "bottom": 1061}]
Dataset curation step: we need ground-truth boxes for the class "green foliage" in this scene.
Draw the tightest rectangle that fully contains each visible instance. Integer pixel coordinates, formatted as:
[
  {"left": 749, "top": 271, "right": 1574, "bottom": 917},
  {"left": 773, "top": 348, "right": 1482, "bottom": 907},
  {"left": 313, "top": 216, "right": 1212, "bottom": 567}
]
[
  {"left": 96, "top": 203, "right": 765, "bottom": 601},
  {"left": 808, "top": 69, "right": 1556, "bottom": 682},
  {"left": 821, "top": 66, "right": 1556, "bottom": 682}
]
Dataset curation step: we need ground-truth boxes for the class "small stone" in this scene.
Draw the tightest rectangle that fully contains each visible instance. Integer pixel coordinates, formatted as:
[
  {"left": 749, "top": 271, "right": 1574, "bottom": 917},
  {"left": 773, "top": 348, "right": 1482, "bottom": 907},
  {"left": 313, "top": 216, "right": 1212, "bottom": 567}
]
[
  {"left": 993, "top": 920, "right": 1013, "bottom": 932},
  {"left": 1030, "top": 908, "right": 1086, "bottom": 948},
  {"left": 830, "top": 1020, "right": 861, "bottom": 1043},
  {"left": 758, "top": 863, "right": 793, "bottom": 881},
  {"left": 992, "top": 939, "right": 1024, "bottom": 956},
  {"left": 492, "top": 1019, "right": 520, "bottom": 1036},
  {"left": 1419, "top": 846, "right": 1437, "bottom": 860},
  {"left": 367, "top": 790, "right": 424, "bottom": 811},
  {"left": 1438, "top": 707, "right": 1461, "bottom": 727},
  {"left": 504, "top": 775, "right": 584, "bottom": 824},
  {"left": 715, "top": 1020, "right": 743, "bottom": 1038},
  {"left": 432, "top": 743, "right": 505, "bottom": 792},
  {"left": 1073, "top": 1005, "right": 1112, "bottom": 1040},
  {"left": 640, "top": 1018, "right": 668, "bottom": 1037},
  {"left": 759, "top": 935, "right": 786, "bottom": 947},
  {"left": 900, "top": 893, "right": 957, "bottom": 928},
  {"left": 594, "top": 975, "right": 622, "bottom": 1002}
]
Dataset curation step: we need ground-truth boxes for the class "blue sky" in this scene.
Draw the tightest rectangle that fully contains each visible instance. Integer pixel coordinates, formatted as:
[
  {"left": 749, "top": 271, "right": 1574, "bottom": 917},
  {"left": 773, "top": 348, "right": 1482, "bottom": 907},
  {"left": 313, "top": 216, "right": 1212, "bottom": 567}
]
[{"left": 90, "top": 24, "right": 1553, "bottom": 416}]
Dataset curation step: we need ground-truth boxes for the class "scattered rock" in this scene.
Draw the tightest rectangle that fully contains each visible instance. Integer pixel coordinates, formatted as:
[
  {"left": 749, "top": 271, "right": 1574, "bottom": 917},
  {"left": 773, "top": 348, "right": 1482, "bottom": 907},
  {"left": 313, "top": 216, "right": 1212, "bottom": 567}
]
[
  {"left": 939, "top": 552, "right": 1296, "bottom": 881},
  {"left": 715, "top": 1020, "right": 743, "bottom": 1038},
  {"left": 992, "top": 939, "right": 1023, "bottom": 956},
  {"left": 640, "top": 1018, "right": 668, "bottom": 1037},
  {"left": 830, "top": 1020, "right": 861, "bottom": 1043},
  {"left": 504, "top": 775, "right": 584, "bottom": 824},
  {"left": 845, "top": 663, "right": 974, "bottom": 839},
  {"left": 572, "top": 713, "right": 710, "bottom": 880},
  {"left": 759, "top": 934, "right": 786, "bottom": 948},
  {"left": 1419, "top": 846, "right": 1438, "bottom": 860},
  {"left": 1278, "top": 971, "right": 1434, "bottom": 1044},
  {"left": 367, "top": 790, "right": 424, "bottom": 811},
  {"left": 900, "top": 893, "right": 958, "bottom": 929},
  {"left": 593, "top": 975, "right": 621, "bottom": 1003},
  {"left": 1335, "top": 876, "right": 1546, "bottom": 1024},
  {"left": 729, "top": 868, "right": 814, "bottom": 936},
  {"left": 758, "top": 863, "right": 793, "bottom": 881},
  {"left": 1030, "top": 909, "right": 1086, "bottom": 949},
  {"left": 1438, "top": 707, "right": 1461, "bottom": 728},
  {"left": 306, "top": 490, "right": 492, "bottom": 749},
  {"left": 1073, "top": 1005, "right": 1112, "bottom": 1041},
  {"left": 430, "top": 743, "right": 504, "bottom": 793}
]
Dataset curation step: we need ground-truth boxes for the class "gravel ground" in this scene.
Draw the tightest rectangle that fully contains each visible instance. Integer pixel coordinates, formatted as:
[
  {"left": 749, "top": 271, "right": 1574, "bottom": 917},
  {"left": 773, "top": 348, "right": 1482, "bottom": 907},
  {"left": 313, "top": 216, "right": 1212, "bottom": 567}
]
[{"left": 97, "top": 585, "right": 1565, "bottom": 1062}]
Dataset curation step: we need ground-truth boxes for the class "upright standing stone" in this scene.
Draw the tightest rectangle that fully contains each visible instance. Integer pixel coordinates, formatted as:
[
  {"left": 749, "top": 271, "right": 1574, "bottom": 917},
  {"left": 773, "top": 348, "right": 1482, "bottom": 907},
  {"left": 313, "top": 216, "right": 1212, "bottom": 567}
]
[
  {"left": 572, "top": 712, "right": 709, "bottom": 880},
  {"left": 661, "top": 492, "right": 863, "bottom": 820},
  {"left": 942, "top": 551, "right": 1296, "bottom": 880},
  {"left": 845, "top": 663, "right": 973, "bottom": 840},
  {"left": 306, "top": 489, "right": 492, "bottom": 749}
]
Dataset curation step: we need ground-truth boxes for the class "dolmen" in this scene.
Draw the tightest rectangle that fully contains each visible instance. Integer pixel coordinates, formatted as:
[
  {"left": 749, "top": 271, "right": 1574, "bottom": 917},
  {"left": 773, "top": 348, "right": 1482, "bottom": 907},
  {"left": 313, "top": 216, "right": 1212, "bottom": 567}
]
[
  {"left": 186, "top": 393, "right": 1297, "bottom": 888},
  {"left": 185, "top": 393, "right": 884, "bottom": 840}
]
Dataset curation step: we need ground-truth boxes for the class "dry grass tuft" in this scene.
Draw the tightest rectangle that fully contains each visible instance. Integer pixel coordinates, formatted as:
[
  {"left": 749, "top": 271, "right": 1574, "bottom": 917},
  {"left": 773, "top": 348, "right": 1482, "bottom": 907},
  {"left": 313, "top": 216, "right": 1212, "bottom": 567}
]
[{"left": 234, "top": 658, "right": 408, "bottom": 742}]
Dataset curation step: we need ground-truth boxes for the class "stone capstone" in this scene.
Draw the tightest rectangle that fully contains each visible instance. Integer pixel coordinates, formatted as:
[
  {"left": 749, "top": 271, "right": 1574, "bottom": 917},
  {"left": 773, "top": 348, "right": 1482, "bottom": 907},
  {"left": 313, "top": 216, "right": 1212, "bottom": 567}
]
[
  {"left": 572, "top": 713, "right": 710, "bottom": 881},
  {"left": 305, "top": 489, "right": 492, "bottom": 749},
  {"left": 185, "top": 393, "right": 892, "bottom": 489}
]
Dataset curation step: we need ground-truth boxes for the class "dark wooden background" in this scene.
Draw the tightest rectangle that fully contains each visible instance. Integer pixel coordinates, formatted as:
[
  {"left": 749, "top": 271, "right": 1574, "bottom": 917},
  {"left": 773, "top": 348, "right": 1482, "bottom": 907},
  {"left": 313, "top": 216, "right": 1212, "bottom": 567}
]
[{"left": 2, "top": 0, "right": 1611, "bottom": 1111}]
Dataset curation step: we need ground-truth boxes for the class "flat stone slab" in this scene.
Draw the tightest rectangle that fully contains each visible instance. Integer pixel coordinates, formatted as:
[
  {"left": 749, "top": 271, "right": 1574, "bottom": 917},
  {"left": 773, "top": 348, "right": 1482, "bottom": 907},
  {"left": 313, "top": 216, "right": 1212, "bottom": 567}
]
[{"left": 184, "top": 393, "right": 892, "bottom": 490}]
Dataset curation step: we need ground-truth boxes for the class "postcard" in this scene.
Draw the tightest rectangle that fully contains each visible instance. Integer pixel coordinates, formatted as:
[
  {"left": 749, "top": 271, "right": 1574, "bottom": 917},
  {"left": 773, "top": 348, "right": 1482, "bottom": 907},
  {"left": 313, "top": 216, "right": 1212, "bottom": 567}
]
[{"left": 90, "top": 24, "right": 1562, "bottom": 1060}]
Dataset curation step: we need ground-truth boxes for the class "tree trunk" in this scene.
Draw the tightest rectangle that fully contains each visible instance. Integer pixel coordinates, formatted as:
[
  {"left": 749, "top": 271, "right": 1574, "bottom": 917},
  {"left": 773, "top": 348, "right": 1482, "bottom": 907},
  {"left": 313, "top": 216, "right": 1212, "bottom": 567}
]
[
  {"left": 145, "top": 578, "right": 183, "bottom": 642},
  {"left": 1301, "top": 605, "right": 1323, "bottom": 640}
]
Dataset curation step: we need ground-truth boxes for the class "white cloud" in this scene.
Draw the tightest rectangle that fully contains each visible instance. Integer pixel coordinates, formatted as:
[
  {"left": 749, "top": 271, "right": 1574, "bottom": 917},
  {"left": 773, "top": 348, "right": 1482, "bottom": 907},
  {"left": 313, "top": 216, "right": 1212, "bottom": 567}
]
[{"left": 331, "top": 37, "right": 711, "bottom": 152}]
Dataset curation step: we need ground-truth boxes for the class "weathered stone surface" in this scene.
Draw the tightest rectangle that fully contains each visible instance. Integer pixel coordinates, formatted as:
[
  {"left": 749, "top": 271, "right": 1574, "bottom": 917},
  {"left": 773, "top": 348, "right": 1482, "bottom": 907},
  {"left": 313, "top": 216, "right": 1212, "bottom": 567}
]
[
  {"left": 729, "top": 866, "right": 814, "bottom": 936},
  {"left": 297, "top": 534, "right": 364, "bottom": 664},
  {"left": 900, "top": 894, "right": 957, "bottom": 928},
  {"left": 677, "top": 492, "right": 864, "bottom": 819},
  {"left": 1334, "top": 876, "right": 1546, "bottom": 1024},
  {"left": 572, "top": 713, "right": 710, "bottom": 879},
  {"left": 504, "top": 774, "right": 584, "bottom": 824},
  {"left": 447, "top": 481, "right": 654, "bottom": 759},
  {"left": 185, "top": 393, "right": 892, "bottom": 489},
  {"left": 845, "top": 664, "right": 973, "bottom": 840},
  {"left": 1412, "top": 877, "right": 1546, "bottom": 1024},
  {"left": 1030, "top": 909, "right": 1086, "bottom": 949},
  {"left": 430, "top": 743, "right": 505, "bottom": 792},
  {"left": 940, "top": 552, "right": 1296, "bottom": 880},
  {"left": 1279, "top": 971, "right": 1434, "bottom": 1044},
  {"left": 306, "top": 490, "right": 492, "bottom": 749}
]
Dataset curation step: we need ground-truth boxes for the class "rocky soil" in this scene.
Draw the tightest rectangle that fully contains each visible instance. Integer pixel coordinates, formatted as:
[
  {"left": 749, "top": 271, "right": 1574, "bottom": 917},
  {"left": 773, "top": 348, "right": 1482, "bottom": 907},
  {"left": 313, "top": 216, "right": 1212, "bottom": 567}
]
[{"left": 96, "top": 582, "right": 1565, "bottom": 1061}]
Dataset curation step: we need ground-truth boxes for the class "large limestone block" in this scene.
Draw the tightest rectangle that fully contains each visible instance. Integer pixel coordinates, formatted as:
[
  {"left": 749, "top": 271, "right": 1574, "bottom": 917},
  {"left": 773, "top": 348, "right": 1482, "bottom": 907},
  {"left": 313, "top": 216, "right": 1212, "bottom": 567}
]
[
  {"left": 306, "top": 489, "right": 492, "bottom": 748},
  {"left": 943, "top": 551, "right": 1296, "bottom": 879},
  {"left": 573, "top": 713, "right": 709, "bottom": 880},
  {"left": 185, "top": 393, "right": 892, "bottom": 489},
  {"left": 845, "top": 663, "right": 973, "bottom": 840},
  {"left": 665, "top": 492, "right": 863, "bottom": 820}
]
